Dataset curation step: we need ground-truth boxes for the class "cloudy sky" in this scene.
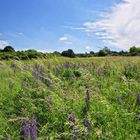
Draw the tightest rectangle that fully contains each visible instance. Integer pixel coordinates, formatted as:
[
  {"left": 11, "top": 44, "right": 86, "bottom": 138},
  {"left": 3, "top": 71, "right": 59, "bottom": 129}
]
[{"left": 0, "top": 0, "right": 139, "bottom": 52}]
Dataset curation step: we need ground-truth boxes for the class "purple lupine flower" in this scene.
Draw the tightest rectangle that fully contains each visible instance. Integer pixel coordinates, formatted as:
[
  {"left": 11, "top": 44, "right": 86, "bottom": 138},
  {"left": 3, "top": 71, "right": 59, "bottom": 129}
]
[
  {"left": 68, "top": 114, "right": 77, "bottom": 139},
  {"left": 32, "top": 64, "right": 40, "bottom": 79},
  {"left": 136, "top": 93, "right": 140, "bottom": 105},
  {"left": 30, "top": 115, "right": 37, "bottom": 140},
  {"left": 32, "top": 69, "right": 39, "bottom": 79},
  {"left": 83, "top": 120, "right": 90, "bottom": 127},
  {"left": 69, "top": 114, "right": 75, "bottom": 123},
  {"left": 34, "top": 64, "right": 40, "bottom": 71},
  {"left": 64, "top": 62, "right": 72, "bottom": 69},
  {"left": 21, "top": 118, "right": 30, "bottom": 139}
]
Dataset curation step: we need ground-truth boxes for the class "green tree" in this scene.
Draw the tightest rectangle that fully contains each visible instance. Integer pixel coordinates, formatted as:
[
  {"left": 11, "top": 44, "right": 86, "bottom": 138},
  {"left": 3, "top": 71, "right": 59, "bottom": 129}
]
[
  {"left": 103, "top": 46, "right": 111, "bottom": 54},
  {"left": 129, "top": 46, "right": 137, "bottom": 53},
  {"left": 129, "top": 46, "right": 140, "bottom": 56},
  {"left": 98, "top": 50, "right": 107, "bottom": 56},
  {"left": 90, "top": 51, "right": 94, "bottom": 54},
  {"left": 61, "top": 49, "right": 75, "bottom": 58},
  {"left": 3, "top": 46, "right": 15, "bottom": 52}
]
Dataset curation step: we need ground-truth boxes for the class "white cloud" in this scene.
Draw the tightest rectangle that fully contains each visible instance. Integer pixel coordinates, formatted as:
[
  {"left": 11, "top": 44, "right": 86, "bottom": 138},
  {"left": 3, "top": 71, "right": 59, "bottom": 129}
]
[
  {"left": 63, "top": 25, "right": 85, "bottom": 31},
  {"left": 0, "top": 40, "right": 10, "bottom": 49},
  {"left": 83, "top": 0, "right": 140, "bottom": 50},
  {"left": 85, "top": 46, "right": 91, "bottom": 51},
  {"left": 59, "top": 36, "right": 72, "bottom": 45},
  {"left": 59, "top": 37, "right": 68, "bottom": 41}
]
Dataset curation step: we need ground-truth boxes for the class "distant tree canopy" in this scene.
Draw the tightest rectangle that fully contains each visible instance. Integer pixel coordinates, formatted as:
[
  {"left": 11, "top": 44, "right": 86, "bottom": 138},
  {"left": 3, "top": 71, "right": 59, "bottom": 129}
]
[
  {"left": 97, "top": 47, "right": 111, "bottom": 56},
  {"left": 61, "top": 49, "right": 75, "bottom": 58},
  {"left": 98, "top": 50, "right": 107, "bottom": 56},
  {"left": 129, "top": 46, "right": 140, "bottom": 55},
  {"left": 3, "top": 46, "right": 15, "bottom": 52},
  {"left": 53, "top": 51, "right": 61, "bottom": 56},
  {"left": 0, "top": 46, "right": 47, "bottom": 60},
  {"left": 1, "top": 45, "right": 140, "bottom": 60}
]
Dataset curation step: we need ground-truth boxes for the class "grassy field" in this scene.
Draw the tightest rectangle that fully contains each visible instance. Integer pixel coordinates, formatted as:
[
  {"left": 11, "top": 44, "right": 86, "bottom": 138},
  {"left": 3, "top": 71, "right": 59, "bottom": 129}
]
[{"left": 0, "top": 57, "right": 140, "bottom": 140}]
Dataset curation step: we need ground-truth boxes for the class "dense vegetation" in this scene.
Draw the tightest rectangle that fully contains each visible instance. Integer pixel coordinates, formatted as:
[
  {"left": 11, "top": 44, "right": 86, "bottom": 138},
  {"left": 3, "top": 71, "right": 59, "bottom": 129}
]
[
  {"left": 0, "top": 57, "right": 140, "bottom": 139},
  {"left": 0, "top": 46, "right": 47, "bottom": 60},
  {"left": 1, "top": 46, "right": 140, "bottom": 60}
]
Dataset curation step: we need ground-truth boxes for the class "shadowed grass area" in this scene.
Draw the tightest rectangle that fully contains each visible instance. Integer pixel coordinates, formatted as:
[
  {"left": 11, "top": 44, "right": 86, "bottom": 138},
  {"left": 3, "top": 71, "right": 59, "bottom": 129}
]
[{"left": 0, "top": 57, "right": 140, "bottom": 139}]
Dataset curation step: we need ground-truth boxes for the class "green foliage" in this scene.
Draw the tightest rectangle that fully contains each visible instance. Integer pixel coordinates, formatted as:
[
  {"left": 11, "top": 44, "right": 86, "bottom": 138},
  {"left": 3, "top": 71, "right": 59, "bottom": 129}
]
[
  {"left": 129, "top": 46, "right": 140, "bottom": 56},
  {"left": 98, "top": 50, "right": 107, "bottom": 56},
  {"left": 1, "top": 45, "right": 140, "bottom": 60},
  {"left": 3, "top": 46, "right": 15, "bottom": 52},
  {"left": 62, "top": 49, "right": 75, "bottom": 58},
  {"left": 0, "top": 50, "right": 47, "bottom": 60}
]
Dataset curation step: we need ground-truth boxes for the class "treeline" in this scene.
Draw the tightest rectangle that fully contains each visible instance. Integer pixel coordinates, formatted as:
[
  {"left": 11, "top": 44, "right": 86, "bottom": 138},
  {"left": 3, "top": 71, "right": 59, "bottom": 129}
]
[
  {"left": 58, "top": 46, "right": 140, "bottom": 58},
  {"left": 0, "top": 46, "right": 140, "bottom": 60},
  {"left": 0, "top": 46, "right": 47, "bottom": 60}
]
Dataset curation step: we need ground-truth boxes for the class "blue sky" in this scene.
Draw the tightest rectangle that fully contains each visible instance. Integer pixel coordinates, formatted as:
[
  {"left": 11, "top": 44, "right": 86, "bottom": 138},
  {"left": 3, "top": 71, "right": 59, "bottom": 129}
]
[{"left": 0, "top": 0, "right": 139, "bottom": 52}]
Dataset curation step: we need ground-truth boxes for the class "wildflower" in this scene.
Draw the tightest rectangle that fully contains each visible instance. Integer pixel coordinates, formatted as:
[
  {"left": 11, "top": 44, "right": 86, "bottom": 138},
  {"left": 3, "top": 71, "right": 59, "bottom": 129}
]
[
  {"left": 64, "top": 62, "right": 71, "bottom": 69},
  {"left": 69, "top": 114, "right": 75, "bottom": 123},
  {"left": 30, "top": 115, "right": 37, "bottom": 140},
  {"left": 83, "top": 119, "right": 92, "bottom": 133},
  {"left": 34, "top": 64, "right": 39, "bottom": 71},
  {"left": 83, "top": 120, "right": 90, "bottom": 127},
  {"left": 21, "top": 118, "right": 30, "bottom": 139}
]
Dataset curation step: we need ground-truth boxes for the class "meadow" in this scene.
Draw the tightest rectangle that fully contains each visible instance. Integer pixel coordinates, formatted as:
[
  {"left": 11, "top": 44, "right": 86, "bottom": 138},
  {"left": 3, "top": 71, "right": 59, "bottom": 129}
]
[{"left": 0, "top": 57, "right": 140, "bottom": 140}]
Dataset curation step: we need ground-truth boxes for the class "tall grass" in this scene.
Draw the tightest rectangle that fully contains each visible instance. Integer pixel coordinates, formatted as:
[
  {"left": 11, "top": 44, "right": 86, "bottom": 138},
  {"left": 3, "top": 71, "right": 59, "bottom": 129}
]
[{"left": 0, "top": 57, "right": 140, "bottom": 139}]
